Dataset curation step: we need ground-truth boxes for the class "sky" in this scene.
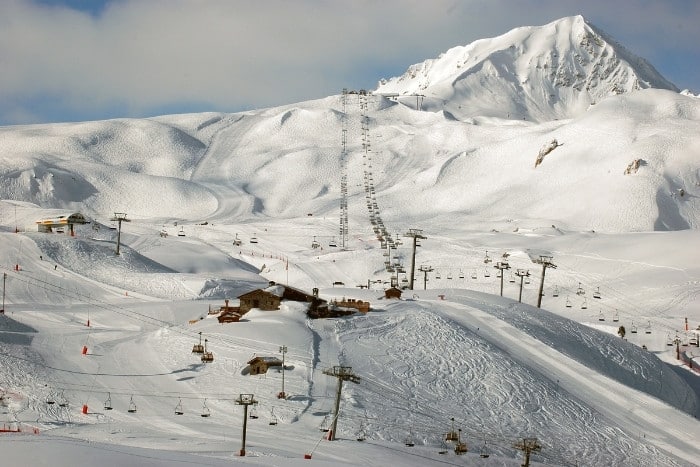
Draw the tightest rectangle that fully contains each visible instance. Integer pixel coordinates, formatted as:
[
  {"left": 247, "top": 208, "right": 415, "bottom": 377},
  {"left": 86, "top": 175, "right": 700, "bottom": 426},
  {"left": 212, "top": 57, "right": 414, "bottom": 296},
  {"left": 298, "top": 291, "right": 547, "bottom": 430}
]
[{"left": 1, "top": 0, "right": 699, "bottom": 126}]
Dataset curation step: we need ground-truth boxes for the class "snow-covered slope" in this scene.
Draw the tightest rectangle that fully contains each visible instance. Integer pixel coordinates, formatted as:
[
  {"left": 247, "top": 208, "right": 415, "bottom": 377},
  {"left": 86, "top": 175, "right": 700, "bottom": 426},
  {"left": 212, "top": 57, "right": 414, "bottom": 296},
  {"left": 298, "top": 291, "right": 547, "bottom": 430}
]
[
  {"left": 377, "top": 15, "right": 679, "bottom": 121},
  {"left": 1, "top": 16, "right": 700, "bottom": 465}
]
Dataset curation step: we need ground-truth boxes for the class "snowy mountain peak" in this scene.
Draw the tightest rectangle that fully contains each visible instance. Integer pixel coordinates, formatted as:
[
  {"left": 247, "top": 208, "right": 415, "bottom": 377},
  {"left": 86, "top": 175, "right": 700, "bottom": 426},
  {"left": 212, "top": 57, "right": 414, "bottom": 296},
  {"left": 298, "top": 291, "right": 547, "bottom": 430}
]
[{"left": 376, "top": 15, "right": 679, "bottom": 121}]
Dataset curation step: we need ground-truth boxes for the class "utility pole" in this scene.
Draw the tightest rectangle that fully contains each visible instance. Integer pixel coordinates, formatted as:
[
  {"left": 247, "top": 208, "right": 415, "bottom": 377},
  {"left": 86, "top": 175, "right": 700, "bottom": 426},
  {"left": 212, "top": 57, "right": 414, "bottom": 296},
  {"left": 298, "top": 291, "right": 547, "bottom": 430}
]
[
  {"left": 322, "top": 366, "right": 360, "bottom": 441},
  {"left": 674, "top": 335, "right": 682, "bottom": 360},
  {"left": 110, "top": 212, "right": 130, "bottom": 255},
  {"left": 494, "top": 260, "right": 510, "bottom": 297},
  {"left": 404, "top": 229, "right": 426, "bottom": 290},
  {"left": 278, "top": 345, "right": 287, "bottom": 399},
  {"left": 418, "top": 264, "right": 433, "bottom": 290},
  {"left": 533, "top": 255, "right": 557, "bottom": 308},
  {"left": 235, "top": 393, "right": 257, "bottom": 456},
  {"left": 1, "top": 272, "right": 6, "bottom": 314},
  {"left": 515, "top": 437, "right": 541, "bottom": 467},
  {"left": 515, "top": 269, "right": 530, "bottom": 303}
]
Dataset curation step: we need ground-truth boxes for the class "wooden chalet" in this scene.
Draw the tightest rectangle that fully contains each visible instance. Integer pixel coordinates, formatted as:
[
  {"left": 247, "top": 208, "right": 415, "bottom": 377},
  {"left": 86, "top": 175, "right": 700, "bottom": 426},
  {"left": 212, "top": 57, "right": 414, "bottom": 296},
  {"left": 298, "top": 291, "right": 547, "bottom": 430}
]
[
  {"left": 247, "top": 356, "right": 283, "bottom": 375},
  {"left": 329, "top": 298, "right": 370, "bottom": 314},
  {"left": 384, "top": 287, "right": 403, "bottom": 299},
  {"left": 237, "top": 282, "right": 328, "bottom": 317},
  {"left": 208, "top": 299, "right": 244, "bottom": 324}
]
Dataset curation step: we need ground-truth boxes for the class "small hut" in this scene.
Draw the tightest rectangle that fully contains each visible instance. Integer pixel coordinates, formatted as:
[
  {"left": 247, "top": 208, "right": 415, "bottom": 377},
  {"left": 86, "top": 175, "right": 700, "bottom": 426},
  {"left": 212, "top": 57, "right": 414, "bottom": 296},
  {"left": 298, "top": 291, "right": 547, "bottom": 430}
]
[
  {"left": 384, "top": 287, "right": 402, "bottom": 299},
  {"left": 247, "top": 356, "right": 283, "bottom": 375}
]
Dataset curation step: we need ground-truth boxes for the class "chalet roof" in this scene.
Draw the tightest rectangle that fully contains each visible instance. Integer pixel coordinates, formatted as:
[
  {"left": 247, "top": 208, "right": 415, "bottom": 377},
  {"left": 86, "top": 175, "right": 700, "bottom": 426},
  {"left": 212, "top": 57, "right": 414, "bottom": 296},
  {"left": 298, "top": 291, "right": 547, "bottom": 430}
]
[
  {"left": 238, "top": 283, "right": 326, "bottom": 304},
  {"left": 247, "top": 356, "right": 283, "bottom": 365}
]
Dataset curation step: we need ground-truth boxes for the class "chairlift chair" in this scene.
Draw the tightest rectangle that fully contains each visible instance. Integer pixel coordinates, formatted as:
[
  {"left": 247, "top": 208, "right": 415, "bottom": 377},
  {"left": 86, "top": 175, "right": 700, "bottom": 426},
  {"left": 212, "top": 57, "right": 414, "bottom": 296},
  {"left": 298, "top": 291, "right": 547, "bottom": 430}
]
[
  {"left": 404, "top": 432, "right": 415, "bottom": 447},
  {"left": 127, "top": 396, "right": 137, "bottom": 413},
  {"left": 104, "top": 393, "right": 113, "bottom": 411},
  {"left": 593, "top": 287, "right": 601, "bottom": 299},
  {"left": 479, "top": 441, "right": 490, "bottom": 458},
  {"left": 201, "top": 399, "right": 211, "bottom": 418},
  {"left": 435, "top": 271, "right": 441, "bottom": 280},
  {"left": 445, "top": 417, "right": 458, "bottom": 442},
  {"left": 645, "top": 322, "right": 652, "bottom": 334},
  {"left": 319, "top": 414, "right": 330, "bottom": 432},
  {"left": 250, "top": 235, "right": 258, "bottom": 244},
  {"left": 58, "top": 391, "right": 68, "bottom": 408},
  {"left": 329, "top": 238, "right": 338, "bottom": 247},
  {"left": 269, "top": 408, "right": 278, "bottom": 426},
  {"left": 454, "top": 429, "right": 468, "bottom": 455},
  {"left": 552, "top": 286, "right": 560, "bottom": 297},
  {"left": 597, "top": 310, "right": 604, "bottom": 321},
  {"left": 484, "top": 269, "right": 490, "bottom": 278},
  {"left": 192, "top": 331, "right": 204, "bottom": 354},
  {"left": 233, "top": 233, "right": 242, "bottom": 246},
  {"left": 576, "top": 282, "right": 585, "bottom": 296},
  {"left": 471, "top": 270, "right": 477, "bottom": 279},
  {"left": 581, "top": 299, "right": 588, "bottom": 310},
  {"left": 201, "top": 338, "right": 214, "bottom": 363},
  {"left": 174, "top": 398, "right": 184, "bottom": 415},
  {"left": 613, "top": 311, "right": 619, "bottom": 322},
  {"left": 447, "top": 272, "right": 453, "bottom": 280},
  {"left": 509, "top": 273, "right": 515, "bottom": 283},
  {"left": 630, "top": 323, "right": 638, "bottom": 334},
  {"left": 249, "top": 405, "right": 259, "bottom": 419},
  {"left": 177, "top": 227, "right": 185, "bottom": 237},
  {"left": 565, "top": 297, "right": 572, "bottom": 308},
  {"left": 483, "top": 251, "right": 491, "bottom": 264},
  {"left": 666, "top": 334, "right": 673, "bottom": 346},
  {"left": 458, "top": 270, "right": 465, "bottom": 279},
  {"left": 356, "top": 422, "right": 366, "bottom": 442},
  {"left": 46, "top": 394, "right": 55, "bottom": 405}
]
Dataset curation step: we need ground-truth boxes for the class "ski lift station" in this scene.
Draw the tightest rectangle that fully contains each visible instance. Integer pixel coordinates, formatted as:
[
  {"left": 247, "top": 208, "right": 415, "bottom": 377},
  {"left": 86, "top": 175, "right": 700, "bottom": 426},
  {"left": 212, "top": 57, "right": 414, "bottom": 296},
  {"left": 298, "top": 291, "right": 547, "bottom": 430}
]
[{"left": 35, "top": 212, "right": 88, "bottom": 234}]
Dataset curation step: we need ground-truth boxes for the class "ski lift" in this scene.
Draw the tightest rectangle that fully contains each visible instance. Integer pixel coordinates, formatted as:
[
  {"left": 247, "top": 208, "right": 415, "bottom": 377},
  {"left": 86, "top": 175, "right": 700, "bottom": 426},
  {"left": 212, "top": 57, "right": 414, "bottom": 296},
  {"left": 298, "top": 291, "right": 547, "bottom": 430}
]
[
  {"left": 666, "top": 334, "right": 673, "bottom": 346},
  {"left": 201, "top": 400, "right": 211, "bottom": 418},
  {"left": 249, "top": 405, "right": 259, "bottom": 419},
  {"left": 177, "top": 227, "right": 185, "bottom": 237},
  {"left": 581, "top": 298, "right": 588, "bottom": 310},
  {"left": 58, "top": 391, "right": 68, "bottom": 408},
  {"left": 454, "top": 429, "right": 468, "bottom": 455},
  {"left": 479, "top": 441, "right": 490, "bottom": 458},
  {"left": 630, "top": 322, "right": 638, "bottom": 334},
  {"left": 552, "top": 286, "right": 560, "bottom": 298},
  {"left": 471, "top": 270, "right": 477, "bottom": 280},
  {"left": 192, "top": 331, "right": 204, "bottom": 354},
  {"left": 319, "top": 414, "right": 330, "bottom": 432},
  {"left": 483, "top": 251, "right": 491, "bottom": 264},
  {"left": 356, "top": 422, "right": 366, "bottom": 442},
  {"left": 593, "top": 287, "right": 601, "bottom": 299},
  {"left": 597, "top": 310, "right": 604, "bottom": 321},
  {"left": 46, "top": 393, "right": 55, "bottom": 405},
  {"left": 445, "top": 417, "right": 458, "bottom": 442},
  {"left": 613, "top": 311, "right": 619, "bottom": 322},
  {"left": 233, "top": 233, "right": 242, "bottom": 246},
  {"left": 435, "top": 271, "right": 441, "bottom": 280},
  {"left": 269, "top": 408, "right": 278, "bottom": 426},
  {"left": 509, "top": 273, "right": 515, "bottom": 283},
  {"left": 174, "top": 398, "right": 184, "bottom": 415},
  {"left": 311, "top": 236, "right": 320, "bottom": 249},
  {"left": 127, "top": 396, "right": 137, "bottom": 413},
  {"left": 576, "top": 282, "right": 585, "bottom": 296},
  {"left": 201, "top": 338, "right": 214, "bottom": 363},
  {"left": 447, "top": 272, "right": 453, "bottom": 280},
  {"left": 404, "top": 431, "right": 415, "bottom": 447},
  {"left": 329, "top": 238, "right": 338, "bottom": 247},
  {"left": 250, "top": 234, "right": 258, "bottom": 244},
  {"left": 525, "top": 275, "right": 531, "bottom": 285},
  {"left": 438, "top": 440, "right": 450, "bottom": 455},
  {"left": 565, "top": 296, "right": 572, "bottom": 308},
  {"left": 645, "top": 322, "right": 652, "bottom": 334},
  {"left": 458, "top": 270, "right": 465, "bottom": 279},
  {"left": 484, "top": 269, "right": 490, "bottom": 278},
  {"left": 103, "top": 393, "right": 113, "bottom": 411}
]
